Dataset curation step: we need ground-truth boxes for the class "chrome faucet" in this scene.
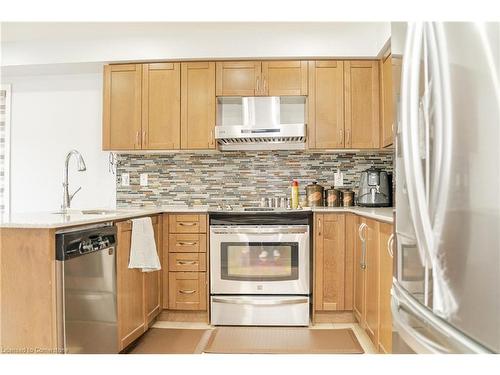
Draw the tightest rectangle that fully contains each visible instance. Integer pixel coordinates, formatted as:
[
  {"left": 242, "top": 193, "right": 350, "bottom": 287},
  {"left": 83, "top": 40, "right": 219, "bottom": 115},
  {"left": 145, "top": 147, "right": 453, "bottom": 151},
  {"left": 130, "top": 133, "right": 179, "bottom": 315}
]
[{"left": 61, "top": 150, "right": 87, "bottom": 212}]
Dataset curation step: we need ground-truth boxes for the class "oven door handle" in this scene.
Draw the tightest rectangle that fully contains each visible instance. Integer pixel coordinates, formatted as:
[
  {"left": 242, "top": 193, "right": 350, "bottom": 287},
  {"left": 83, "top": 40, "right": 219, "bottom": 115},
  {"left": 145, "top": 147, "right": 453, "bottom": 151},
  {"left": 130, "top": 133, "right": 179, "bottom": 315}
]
[
  {"left": 212, "top": 297, "right": 309, "bottom": 306},
  {"left": 210, "top": 226, "right": 309, "bottom": 235}
]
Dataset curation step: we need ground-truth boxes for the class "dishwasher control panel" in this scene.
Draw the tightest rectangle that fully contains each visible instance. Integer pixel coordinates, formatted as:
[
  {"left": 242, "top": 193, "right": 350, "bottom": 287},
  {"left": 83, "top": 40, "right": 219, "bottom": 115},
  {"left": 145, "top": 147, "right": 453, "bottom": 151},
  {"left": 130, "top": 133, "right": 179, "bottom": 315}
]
[{"left": 56, "top": 224, "right": 117, "bottom": 261}]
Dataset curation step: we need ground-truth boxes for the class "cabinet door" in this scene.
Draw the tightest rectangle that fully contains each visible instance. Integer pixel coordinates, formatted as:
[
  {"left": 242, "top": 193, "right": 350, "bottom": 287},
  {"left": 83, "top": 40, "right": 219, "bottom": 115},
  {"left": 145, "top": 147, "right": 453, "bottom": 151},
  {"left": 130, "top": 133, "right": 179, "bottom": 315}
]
[
  {"left": 353, "top": 217, "right": 366, "bottom": 324},
  {"left": 144, "top": 215, "right": 162, "bottom": 326},
  {"left": 344, "top": 61, "right": 380, "bottom": 149},
  {"left": 103, "top": 64, "right": 142, "bottom": 150},
  {"left": 142, "top": 63, "right": 181, "bottom": 150},
  {"left": 168, "top": 272, "right": 207, "bottom": 311},
  {"left": 308, "top": 61, "right": 345, "bottom": 149},
  {"left": 261, "top": 61, "right": 307, "bottom": 96},
  {"left": 314, "top": 214, "right": 346, "bottom": 311},
  {"left": 116, "top": 220, "right": 146, "bottom": 351},
  {"left": 381, "top": 55, "right": 394, "bottom": 148},
  {"left": 364, "top": 219, "right": 380, "bottom": 345},
  {"left": 181, "top": 62, "right": 216, "bottom": 149},
  {"left": 216, "top": 61, "right": 261, "bottom": 96},
  {"left": 378, "top": 223, "right": 394, "bottom": 353},
  {"left": 344, "top": 213, "right": 357, "bottom": 311}
]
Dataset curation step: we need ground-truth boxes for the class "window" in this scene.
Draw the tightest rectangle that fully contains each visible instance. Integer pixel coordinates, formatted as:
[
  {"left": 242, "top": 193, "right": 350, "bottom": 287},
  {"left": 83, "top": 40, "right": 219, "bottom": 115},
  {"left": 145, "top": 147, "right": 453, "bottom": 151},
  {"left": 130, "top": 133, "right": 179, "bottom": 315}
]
[{"left": 0, "top": 84, "right": 11, "bottom": 215}]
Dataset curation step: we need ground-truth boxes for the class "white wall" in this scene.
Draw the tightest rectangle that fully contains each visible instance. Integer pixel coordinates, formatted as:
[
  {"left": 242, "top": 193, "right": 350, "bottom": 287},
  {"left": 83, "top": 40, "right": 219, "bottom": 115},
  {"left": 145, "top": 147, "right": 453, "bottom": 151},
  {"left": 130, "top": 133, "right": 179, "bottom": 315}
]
[
  {"left": 4, "top": 72, "right": 116, "bottom": 213},
  {"left": 1, "top": 22, "right": 390, "bottom": 67}
]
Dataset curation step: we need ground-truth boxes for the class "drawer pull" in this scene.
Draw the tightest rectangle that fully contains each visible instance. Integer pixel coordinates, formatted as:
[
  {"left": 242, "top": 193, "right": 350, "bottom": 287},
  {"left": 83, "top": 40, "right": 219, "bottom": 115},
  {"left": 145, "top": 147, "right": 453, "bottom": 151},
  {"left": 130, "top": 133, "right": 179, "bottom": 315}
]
[
  {"left": 179, "top": 289, "right": 196, "bottom": 294},
  {"left": 179, "top": 222, "right": 197, "bottom": 226},
  {"left": 177, "top": 242, "right": 197, "bottom": 246},
  {"left": 177, "top": 260, "right": 197, "bottom": 265}
]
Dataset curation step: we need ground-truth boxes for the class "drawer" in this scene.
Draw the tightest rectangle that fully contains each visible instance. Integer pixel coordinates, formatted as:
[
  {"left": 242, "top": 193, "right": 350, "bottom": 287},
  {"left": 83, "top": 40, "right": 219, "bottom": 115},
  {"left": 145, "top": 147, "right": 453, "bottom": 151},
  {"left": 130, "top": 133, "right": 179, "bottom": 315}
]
[
  {"left": 168, "top": 272, "right": 207, "bottom": 311},
  {"left": 169, "top": 214, "right": 207, "bottom": 233},
  {"left": 169, "top": 253, "right": 206, "bottom": 272},
  {"left": 168, "top": 234, "right": 206, "bottom": 253}
]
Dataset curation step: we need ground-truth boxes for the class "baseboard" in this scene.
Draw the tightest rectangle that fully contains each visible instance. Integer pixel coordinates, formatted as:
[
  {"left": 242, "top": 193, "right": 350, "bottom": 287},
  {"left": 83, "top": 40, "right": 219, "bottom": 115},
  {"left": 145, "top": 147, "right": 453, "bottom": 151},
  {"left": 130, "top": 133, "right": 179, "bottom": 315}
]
[
  {"left": 313, "top": 311, "right": 356, "bottom": 324},
  {"left": 158, "top": 310, "right": 209, "bottom": 323}
]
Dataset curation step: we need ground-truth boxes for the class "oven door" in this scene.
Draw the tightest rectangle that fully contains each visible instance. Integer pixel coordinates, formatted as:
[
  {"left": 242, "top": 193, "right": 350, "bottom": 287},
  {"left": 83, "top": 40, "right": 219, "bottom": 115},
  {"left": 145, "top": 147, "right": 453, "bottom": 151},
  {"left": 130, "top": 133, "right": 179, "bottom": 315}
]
[{"left": 210, "top": 225, "right": 310, "bottom": 295}]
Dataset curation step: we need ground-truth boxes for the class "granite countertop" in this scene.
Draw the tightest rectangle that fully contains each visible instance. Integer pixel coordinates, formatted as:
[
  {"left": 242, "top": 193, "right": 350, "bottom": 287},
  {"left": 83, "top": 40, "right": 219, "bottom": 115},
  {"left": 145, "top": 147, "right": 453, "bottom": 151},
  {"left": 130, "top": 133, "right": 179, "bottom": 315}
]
[
  {"left": 0, "top": 205, "right": 210, "bottom": 229},
  {"left": 0, "top": 205, "right": 393, "bottom": 229}
]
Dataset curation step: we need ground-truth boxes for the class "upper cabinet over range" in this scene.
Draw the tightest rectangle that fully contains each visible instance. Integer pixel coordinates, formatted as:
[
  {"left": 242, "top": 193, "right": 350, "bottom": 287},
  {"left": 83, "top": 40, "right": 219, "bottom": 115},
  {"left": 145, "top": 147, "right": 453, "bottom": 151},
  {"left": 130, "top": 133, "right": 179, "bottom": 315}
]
[{"left": 216, "top": 61, "right": 308, "bottom": 97}]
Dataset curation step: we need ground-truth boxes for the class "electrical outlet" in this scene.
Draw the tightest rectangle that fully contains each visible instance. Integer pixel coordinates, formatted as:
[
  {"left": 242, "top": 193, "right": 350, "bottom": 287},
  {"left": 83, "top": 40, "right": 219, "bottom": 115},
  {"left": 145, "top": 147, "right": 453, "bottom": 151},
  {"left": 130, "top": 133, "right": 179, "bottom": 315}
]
[
  {"left": 140, "top": 173, "right": 148, "bottom": 187},
  {"left": 121, "top": 173, "right": 130, "bottom": 187},
  {"left": 334, "top": 170, "right": 344, "bottom": 187}
]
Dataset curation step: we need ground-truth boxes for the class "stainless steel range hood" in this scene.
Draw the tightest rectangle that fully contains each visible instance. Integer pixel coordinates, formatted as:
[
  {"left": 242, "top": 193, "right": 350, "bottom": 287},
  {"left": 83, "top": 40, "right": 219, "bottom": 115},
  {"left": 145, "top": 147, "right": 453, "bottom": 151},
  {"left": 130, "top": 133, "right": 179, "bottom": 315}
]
[{"left": 215, "top": 96, "right": 306, "bottom": 151}]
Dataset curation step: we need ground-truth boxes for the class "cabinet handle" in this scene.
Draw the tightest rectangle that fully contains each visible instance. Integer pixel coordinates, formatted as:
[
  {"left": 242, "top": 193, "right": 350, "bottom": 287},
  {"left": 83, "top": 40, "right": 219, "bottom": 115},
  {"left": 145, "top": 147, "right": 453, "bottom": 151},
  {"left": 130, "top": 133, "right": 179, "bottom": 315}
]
[
  {"left": 135, "top": 131, "right": 140, "bottom": 148},
  {"left": 209, "top": 129, "right": 214, "bottom": 146},
  {"left": 179, "top": 289, "right": 196, "bottom": 294},
  {"left": 177, "top": 241, "right": 197, "bottom": 246},
  {"left": 339, "top": 129, "right": 344, "bottom": 146},
  {"left": 318, "top": 217, "right": 322, "bottom": 236},
  {"left": 263, "top": 77, "right": 267, "bottom": 94},
  {"left": 177, "top": 260, "right": 197, "bottom": 265},
  {"left": 142, "top": 131, "right": 146, "bottom": 147},
  {"left": 256, "top": 77, "right": 260, "bottom": 94},
  {"left": 179, "top": 222, "right": 197, "bottom": 226},
  {"left": 346, "top": 129, "right": 351, "bottom": 147},
  {"left": 387, "top": 233, "right": 394, "bottom": 258},
  {"left": 358, "top": 223, "right": 367, "bottom": 241}
]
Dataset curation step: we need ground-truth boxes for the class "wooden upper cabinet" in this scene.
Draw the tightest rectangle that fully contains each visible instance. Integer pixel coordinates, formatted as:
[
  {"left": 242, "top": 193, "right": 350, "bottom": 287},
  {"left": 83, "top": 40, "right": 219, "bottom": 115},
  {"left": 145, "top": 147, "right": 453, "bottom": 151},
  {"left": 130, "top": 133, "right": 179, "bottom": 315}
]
[
  {"left": 261, "top": 61, "right": 308, "bottom": 96},
  {"left": 314, "top": 213, "right": 346, "bottom": 311},
  {"left": 181, "top": 62, "right": 216, "bottom": 149},
  {"left": 142, "top": 63, "right": 181, "bottom": 150},
  {"left": 103, "top": 64, "right": 142, "bottom": 150},
  {"left": 216, "top": 61, "right": 261, "bottom": 96},
  {"left": 308, "top": 61, "right": 345, "bottom": 149},
  {"left": 364, "top": 219, "right": 380, "bottom": 345},
  {"left": 381, "top": 55, "right": 394, "bottom": 148},
  {"left": 344, "top": 61, "right": 380, "bottom": 149},
  {"left": 378, "top": 223, "right": 394, "bottom": 353}
]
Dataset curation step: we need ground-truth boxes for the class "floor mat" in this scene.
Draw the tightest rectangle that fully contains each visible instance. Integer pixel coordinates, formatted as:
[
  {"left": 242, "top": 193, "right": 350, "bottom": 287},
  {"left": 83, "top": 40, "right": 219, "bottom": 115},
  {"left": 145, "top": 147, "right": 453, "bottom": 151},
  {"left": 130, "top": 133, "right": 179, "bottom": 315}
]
[
  {"left": 204, "top": 327, "right": 364, "bottom": 354},
  {"left": 128, "top": 328, "right": 213, "bottom": 354}
]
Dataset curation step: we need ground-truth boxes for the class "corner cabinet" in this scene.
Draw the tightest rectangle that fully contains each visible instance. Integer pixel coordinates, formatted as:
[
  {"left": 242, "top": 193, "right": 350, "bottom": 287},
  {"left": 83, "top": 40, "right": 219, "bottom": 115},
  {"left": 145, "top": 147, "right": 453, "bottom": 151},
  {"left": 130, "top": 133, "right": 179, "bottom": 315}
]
[{"left": 378, "top": 223, "right": 394, "bottom": 353}]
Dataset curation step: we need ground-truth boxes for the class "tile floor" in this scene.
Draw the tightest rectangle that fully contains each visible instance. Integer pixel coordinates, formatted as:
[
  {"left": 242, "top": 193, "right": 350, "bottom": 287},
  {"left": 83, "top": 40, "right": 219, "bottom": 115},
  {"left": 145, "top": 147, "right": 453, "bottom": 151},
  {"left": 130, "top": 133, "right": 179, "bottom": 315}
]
[{"left": 151, "top": 321, "right": 377, "bottom": 354}]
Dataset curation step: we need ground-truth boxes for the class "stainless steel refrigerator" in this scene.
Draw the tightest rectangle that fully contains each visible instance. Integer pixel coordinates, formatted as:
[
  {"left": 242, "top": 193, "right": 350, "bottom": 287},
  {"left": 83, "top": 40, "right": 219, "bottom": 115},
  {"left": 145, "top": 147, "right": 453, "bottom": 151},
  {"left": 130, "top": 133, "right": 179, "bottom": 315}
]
[{"left": 392, "top": 22, "right": 500, "bottom": 353}]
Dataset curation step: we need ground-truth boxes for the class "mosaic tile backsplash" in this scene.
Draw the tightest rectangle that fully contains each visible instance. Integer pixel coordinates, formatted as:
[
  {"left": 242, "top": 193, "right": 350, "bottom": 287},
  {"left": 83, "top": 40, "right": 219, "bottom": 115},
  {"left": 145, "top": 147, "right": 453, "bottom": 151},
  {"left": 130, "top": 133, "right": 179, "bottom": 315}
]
[{"left": 116, "top": 151, "right": 393, "bottom": 208}]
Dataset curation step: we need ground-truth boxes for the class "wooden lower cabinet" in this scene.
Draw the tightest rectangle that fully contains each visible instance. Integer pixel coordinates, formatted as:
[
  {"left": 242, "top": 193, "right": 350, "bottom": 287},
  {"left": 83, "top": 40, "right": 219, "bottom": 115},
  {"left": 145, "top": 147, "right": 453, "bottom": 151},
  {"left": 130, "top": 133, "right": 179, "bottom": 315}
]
[
  {"left": 378, "top": 223, "right": 394, "bottom": 353},
  {"left": 116, "top": 214, "right": 162, "bottom": 351},
  {"left": 314, "top": 213, "right": 347, "bottom": 311},
  {"left": 144, "top": 215, "right": 163, "bottom": 326},
  {"left": 168, "top": 272, "right": 207, "bottom": 310},
  {"left": 116, "top": 220, "right": 146, "bottom": 350},
  {"left": 163, "top": 213, "right": 209, "bottom": 315},
  {"left": 364, "top": 219, "right": 380, "bottom": 345},
  {"left": 353, "top": 216, "right": 366, "bottom": 324}
]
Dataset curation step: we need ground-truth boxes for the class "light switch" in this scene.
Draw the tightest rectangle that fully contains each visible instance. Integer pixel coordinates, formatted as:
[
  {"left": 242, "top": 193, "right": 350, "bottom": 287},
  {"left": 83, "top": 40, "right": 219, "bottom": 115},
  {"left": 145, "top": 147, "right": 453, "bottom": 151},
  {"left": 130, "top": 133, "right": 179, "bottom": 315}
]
[
  {"left": 121, "top": 173, "right": 130, "bottom": 187},
  {"left": 140, "top": 173, "right": 148, "bottom": 187}
]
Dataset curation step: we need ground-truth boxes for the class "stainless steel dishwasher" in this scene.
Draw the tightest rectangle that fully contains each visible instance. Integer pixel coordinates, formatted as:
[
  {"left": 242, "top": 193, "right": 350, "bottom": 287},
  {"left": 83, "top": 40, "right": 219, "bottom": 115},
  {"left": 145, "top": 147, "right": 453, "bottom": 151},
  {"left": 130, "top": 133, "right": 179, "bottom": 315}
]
[{"left": 55, "top": 223, "right": 118, "bottom": 354}]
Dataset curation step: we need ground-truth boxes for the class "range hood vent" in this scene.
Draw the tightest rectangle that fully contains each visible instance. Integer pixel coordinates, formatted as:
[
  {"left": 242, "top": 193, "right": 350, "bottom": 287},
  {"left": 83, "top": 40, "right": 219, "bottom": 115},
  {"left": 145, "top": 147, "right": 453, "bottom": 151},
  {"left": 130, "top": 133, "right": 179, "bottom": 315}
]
[{"left": 215, "top": 96, "right": 306, "bottom": 151}]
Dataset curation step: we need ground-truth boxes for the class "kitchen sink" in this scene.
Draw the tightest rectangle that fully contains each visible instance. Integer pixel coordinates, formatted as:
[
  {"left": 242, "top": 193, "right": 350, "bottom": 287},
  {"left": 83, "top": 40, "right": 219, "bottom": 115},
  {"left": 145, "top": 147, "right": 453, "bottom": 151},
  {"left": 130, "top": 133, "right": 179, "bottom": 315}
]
[{"left": 51, "top": 209, "right": 117, "bottom": 215}]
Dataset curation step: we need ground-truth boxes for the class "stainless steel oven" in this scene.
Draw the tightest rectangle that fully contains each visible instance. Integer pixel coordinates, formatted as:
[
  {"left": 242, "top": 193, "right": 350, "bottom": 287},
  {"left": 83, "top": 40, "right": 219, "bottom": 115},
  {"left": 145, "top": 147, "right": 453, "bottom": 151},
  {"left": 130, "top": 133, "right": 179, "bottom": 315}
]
[
  {"left": 210, "top": 225, "right": 309, "bottom": 294},
  {"left": 209, "top": 212, "right": 311, "bottom": 326}
]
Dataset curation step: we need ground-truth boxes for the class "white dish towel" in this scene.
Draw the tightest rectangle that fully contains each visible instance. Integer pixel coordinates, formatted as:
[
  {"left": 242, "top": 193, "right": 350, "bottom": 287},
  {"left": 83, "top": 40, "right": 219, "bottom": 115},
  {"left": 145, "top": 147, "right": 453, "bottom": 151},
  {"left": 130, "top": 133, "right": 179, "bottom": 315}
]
[{"left": 128, "top": 217, "right": 161, "bottom": 272}]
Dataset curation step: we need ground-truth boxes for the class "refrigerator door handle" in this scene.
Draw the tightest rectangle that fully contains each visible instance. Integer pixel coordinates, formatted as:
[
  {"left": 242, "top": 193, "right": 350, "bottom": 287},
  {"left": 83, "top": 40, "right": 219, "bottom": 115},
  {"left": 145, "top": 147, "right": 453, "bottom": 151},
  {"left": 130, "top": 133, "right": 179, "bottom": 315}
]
[{"left": 392, "top": 281, "right": 491, "bottom": 353}]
